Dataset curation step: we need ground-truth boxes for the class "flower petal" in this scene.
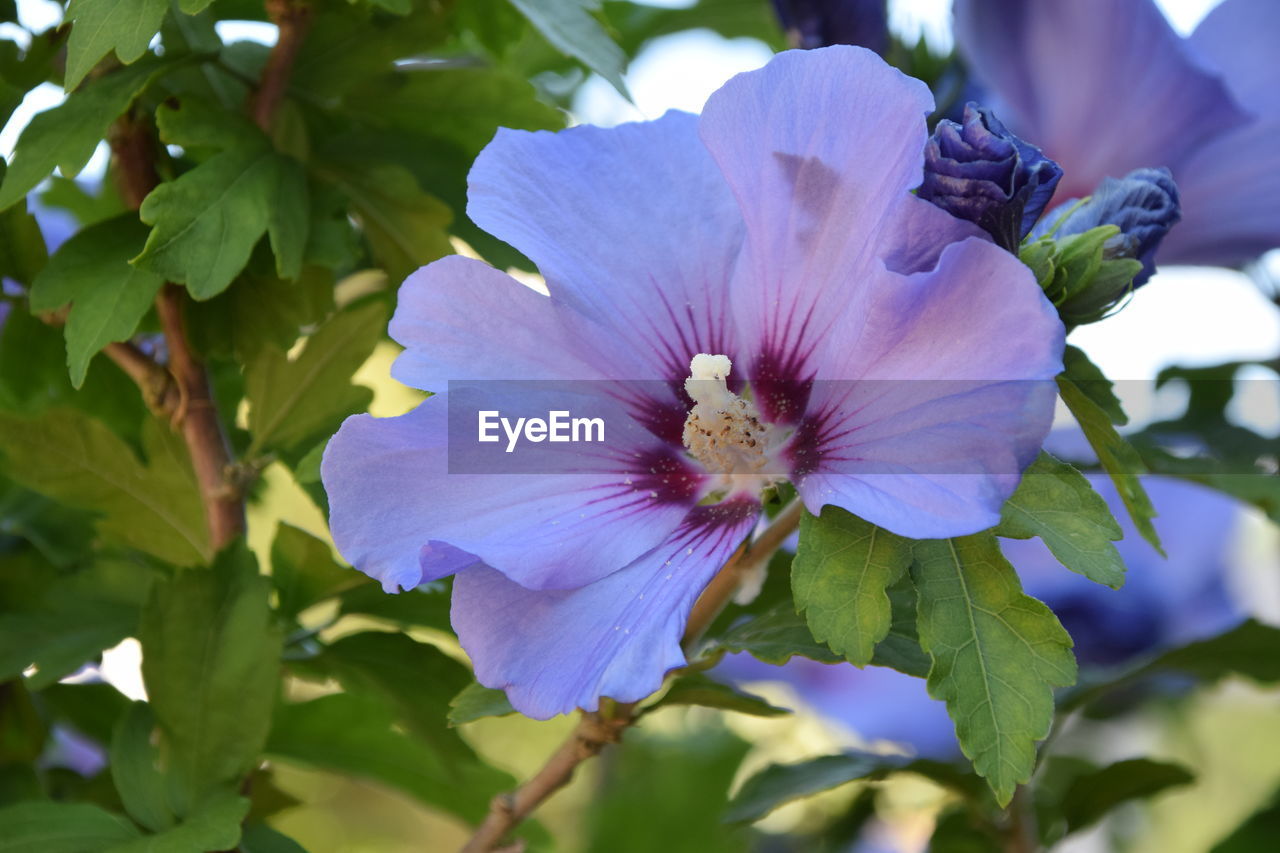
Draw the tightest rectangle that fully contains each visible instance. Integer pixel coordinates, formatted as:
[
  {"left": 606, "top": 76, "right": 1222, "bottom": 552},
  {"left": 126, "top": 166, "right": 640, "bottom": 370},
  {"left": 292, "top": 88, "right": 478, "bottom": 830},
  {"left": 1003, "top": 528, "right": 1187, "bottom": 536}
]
[
  {"left": 697, "top": 46, "right": 939, "bottom": 418},
  {"left": 321, "top": 398, "right": 703, "bottom": 592},
  {"left": 954, "top": 0, "right": 1251, "bottom": 201},
  {"left": 389, "top": 255, "right": 603, "bottom": 390},
  {"left": 790, "top": 238, "right": 1064, "bottom": 538},
  {"left": 452, "top": 499, "right": 761, "bottom": 719},
  {"left": 467, "top": 110, "right": 744, "bottom": 386}
]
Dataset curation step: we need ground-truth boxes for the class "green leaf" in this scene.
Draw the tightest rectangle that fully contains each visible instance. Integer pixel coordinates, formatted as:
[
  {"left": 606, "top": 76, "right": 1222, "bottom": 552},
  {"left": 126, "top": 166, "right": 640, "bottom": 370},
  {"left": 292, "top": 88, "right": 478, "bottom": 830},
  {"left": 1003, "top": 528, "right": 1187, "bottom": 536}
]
[
  {"left": 106, "top": 789, "right": 249, "bottom": 853},
  {"left": 1058, "top": 758, "right": 1193, "bottom": 834},
  {"left": 239, "top": 824, "right": 308, "bottom": 853},
  {"left": 317, "top": 631, "right": 476, "bottom": 763},
  {"left": 793, "top": 506, "right": 912, "bottom": 666},
  {"left": 0, "top": 172, "right": 49, "bottom": 285},
  {"left": 1144, "top": 619, "right": 1280, "bottom": 684},
  {"left": 338, "top": 579, "right": 452, "bottom": 632},
  {"left": 139, "top": 546, "right": 283, "bottom": 806},
  {"left": 0, "top": 801, "right": 140, "bottom": 852},
  {"left": 178, "top": 0, "right": 216, "bottom": 13},
  {"left": 508, "top": 0, "right": 628, "bottom": 96},
  {"left": 39, "top": 176, "right": 127, "bottom": 228},
  {"left": 996, "top": 452, "right": 1126, "bottom": 589},
  {"left": 110, "top": 702, "right": 176, "bottom": 833},
  {"left": 588, "top": 724, "right": 751, "bottom": 853},
  {"left": 724, "top": 752, "right": 908, "bottom": 824},
  {"left": 0, "top": 410, "right": 210, "bottom": 565},
  {"left": 646, "top": 673, "right": 789, "bottom": 718},
  {"left": 447, "top": 681, "right": 516, "bottom": 726},
  {"left": 187, "top": 263, "right": 335, "bottom": 363},
  {"left": 28, "top": 214, "right": 165, "bottom": 387},
  {"left": 269, "top": 523, "right": 360, "bottom": 619},
  {"left": 64, "top": 0, "right": 170, "bottom": 91},
  {"left": 715, "top": 603, "right": 841, "bottom": 665},
  {"left": 266, "top": 157, "right": 308, "bottom": 280},
  {"left": 133, "top": 142, "right": 305, "bottom": 300},
  {"left": 1062, "top": 345, "right": 1127, "bottom": 426},
  {"left": 267, "top": 692, "right": 513, "bottom": 824},
  {"left": 0, "top": 59, "right": 177, "bottom": 210},
  {"left": 319, "top": 161, "right": 451, "bottom": 286},
  {"left": 911, "top": 534, "right": 1077, "bottom": 806},
  {"left": 871, "top": 574, "right": 933, "bottom": 679},
  {"left": 0, "top": 681, "right": 46, "bottom": 763},
  {"left": 245, "top": 299, "right": 385, "bottom": 457},
  {"left": 1058, "top": 372, "right": 1162, "bottom": 552},
  {"left": 39, "top": 682, "right": 132, "bottom": 746}
]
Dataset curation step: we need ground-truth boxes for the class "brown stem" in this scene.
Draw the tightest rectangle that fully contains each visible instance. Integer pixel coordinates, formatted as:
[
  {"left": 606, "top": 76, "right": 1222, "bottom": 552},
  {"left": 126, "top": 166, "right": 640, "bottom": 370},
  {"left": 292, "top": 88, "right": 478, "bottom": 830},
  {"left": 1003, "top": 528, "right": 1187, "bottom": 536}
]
[
  {"left": 154, "top": 285, "right": 242, "bottom": 549},
  {"left": 459, "top": 501, "right": 805, "bottom": 853},
  {"left": 108, "top": 114, "right": 244, "bottom": 550},
  {"left": 250, "top": 0, "right": 313, "bottom": 132},
  {"left": 1003, "top": 788, "right": 1039, "bottom": 853}
]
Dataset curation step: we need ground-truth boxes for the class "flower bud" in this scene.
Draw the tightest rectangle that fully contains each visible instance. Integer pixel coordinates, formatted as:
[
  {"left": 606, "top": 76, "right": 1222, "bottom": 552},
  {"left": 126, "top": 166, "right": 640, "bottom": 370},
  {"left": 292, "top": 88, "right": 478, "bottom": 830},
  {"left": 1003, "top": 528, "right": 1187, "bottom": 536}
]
[
  {"left": 771, "top": 0, "right": 888, "bottom": 54},
  {"left": 918, "top": 103, "right": 1063, "bottom": 251},
  {"left": 1038, "top": 168, "right": 1181, "bottom": 287}
]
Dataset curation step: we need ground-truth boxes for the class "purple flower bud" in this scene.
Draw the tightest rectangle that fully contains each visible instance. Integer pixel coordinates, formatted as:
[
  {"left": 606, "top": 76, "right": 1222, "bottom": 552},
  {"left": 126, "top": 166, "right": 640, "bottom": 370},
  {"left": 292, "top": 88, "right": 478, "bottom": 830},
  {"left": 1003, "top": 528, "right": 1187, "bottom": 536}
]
[
  {"left": 771, "top": 0, "right": 888, "bottom": 54},
  {"left": 1040, "top": 167, "right": 1181, "bottom": 287},
  {"left": 918, "top": 103, "right": 1063, "bottom": 250}
]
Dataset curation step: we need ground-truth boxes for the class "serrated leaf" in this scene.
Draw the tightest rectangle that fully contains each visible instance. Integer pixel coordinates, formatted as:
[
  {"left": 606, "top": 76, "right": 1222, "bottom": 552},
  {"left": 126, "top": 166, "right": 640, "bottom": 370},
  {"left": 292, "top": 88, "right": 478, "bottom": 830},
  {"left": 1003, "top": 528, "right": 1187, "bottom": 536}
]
[
  {"left": 1059, "top": 758, "right": 1193, "bottom": 834},
  {"left": 29, "top": 214, "right": 164, "bottom": 387},
  {"left": 245, "top": 299, "right": 384, "bottom": 457},
  {"left": 269, "top": 523, "right": 360, "bottom": 619},
  {"left": 716, "top": 603, "right": 842, "bottom": 665},
  {"left": 0, "top": 59, "right": 177, "bottom": 210},
  {"left": 793, "top": 506, "right": 912, "bottom": 666},
  {"left": 110, "top": 702, "right": 176, "bottom": 833},
  {"left": 155, "top": 96, "right": 261, "bottom": 152},
  {"left": 724, "top": 752, "right": 909, "bottom": 824},
  {"left": 872, "top": 574, "right": 932, "bottom": 678},
  {"left": 1062, "top": 345, "right": 1127, "bottom": 425},
  {"left": 508, "top": 0, "right": 628, "bottom": 96},
  {"left": 647, "top": 673, "right": 789, "bottom": 718},
  {"left": 106, "top": 789, "right": 248, "bottom": 853},
  {"left": 1058, "top": 373, "right": 1162, "bottom": 551},
  {"left": 0, "top": 802, "right": 140, "bottom": 851},
  {"left": 134, "top": 142, "right": 302, "bottom": 299},
  {"left": 140, "top": 546, "right": 282, "bottom": 807},
  {"left": 0, "top": 410, "right": 210, "bottom": 565},
  {"left": 911, "top": 534, "right": 1077, "bottom": 806},
  {"left": 267, "top": 692, "right": 513, "bottom": 824},
  {"left": 996, "top": 452, "right": 1126, "bottom": 589},
  {"left": 317, "top": 631, "right": 476, "bottom": 764},
  {"left": 64, "top": 0, "right": 170, "bottom": 91},
  {"left": 448, "top": 681, "right": 516, "bottom": 726},
  {"left": 319, "top": 161, "right": 451, "bottom": 286}
]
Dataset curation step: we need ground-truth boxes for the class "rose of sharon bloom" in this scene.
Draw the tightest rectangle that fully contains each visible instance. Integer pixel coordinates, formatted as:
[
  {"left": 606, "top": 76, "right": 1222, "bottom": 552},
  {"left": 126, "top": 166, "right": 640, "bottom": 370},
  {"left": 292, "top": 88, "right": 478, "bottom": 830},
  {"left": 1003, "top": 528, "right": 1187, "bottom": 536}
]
[
  {"left": 720, "top": 475, "right": 1247, "bottom": 757},
  {"left": 322, "top": 46, "right": 1065, "bottom": 719},
  {"left": 954, "top": 0, "right": 1280, "bottom": 267}
]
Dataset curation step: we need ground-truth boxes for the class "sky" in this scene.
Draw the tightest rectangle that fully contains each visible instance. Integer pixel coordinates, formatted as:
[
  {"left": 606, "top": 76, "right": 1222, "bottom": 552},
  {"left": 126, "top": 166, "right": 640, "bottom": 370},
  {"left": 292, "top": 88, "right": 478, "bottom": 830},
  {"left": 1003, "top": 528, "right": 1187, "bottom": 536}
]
[{"left": 3, "top": 0, "right": 1278, "bottom": 420}]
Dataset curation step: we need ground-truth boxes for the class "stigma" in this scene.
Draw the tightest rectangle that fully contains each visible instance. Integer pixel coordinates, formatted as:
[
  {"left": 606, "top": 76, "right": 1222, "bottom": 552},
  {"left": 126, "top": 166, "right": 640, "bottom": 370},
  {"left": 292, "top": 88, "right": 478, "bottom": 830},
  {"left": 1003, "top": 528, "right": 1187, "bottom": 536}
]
[{"left": 682, "top": 354, "right": 779, "bottom": 481}]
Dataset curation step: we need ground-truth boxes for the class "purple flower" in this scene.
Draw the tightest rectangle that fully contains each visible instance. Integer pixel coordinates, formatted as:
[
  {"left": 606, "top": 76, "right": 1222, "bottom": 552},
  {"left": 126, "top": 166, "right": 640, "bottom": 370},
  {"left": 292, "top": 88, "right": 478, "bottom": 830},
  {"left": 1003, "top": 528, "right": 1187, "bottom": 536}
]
[
  {"left": 718, "top": 475, "right": 1245, "bottom": 755},
  {"left": 918, "top": 103, "right": 1063, "bottom": 250},
  {"left": 772, "top": 0, "right": 889, "bottom": 54},
  {"left": 1036, "top": 167, "right": 1181, "bottom": 288},
  {"left": 322, "top": 47, "right": 1065, "bottom": 719},
  {"left": 954, "top": 0, "right": 1280, "bottom": 267},
  {"left": 1005, "top": 474, "right": 1245, "bottom": 666}
]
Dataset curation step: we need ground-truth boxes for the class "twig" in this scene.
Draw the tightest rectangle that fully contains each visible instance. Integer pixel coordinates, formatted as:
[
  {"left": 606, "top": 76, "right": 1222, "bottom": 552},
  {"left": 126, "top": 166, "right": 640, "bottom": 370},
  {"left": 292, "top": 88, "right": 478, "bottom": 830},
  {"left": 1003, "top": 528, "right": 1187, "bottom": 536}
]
[
  {"left": 459, "top": 500, "right": 806, "bottom": 852},
  {"left": 250, "top": 0, "right": 313, "bottom": 132}
]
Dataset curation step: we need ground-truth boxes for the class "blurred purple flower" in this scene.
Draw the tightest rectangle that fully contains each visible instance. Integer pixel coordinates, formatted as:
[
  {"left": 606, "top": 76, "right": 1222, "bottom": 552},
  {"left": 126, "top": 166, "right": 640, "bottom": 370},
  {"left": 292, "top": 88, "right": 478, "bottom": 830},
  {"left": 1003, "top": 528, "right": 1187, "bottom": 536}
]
[
  {"left": 39, "top": 725, "right": 108, "bottom": 778},
  {"left": 720, "top": 474, "right": 1245, "bottom": 756},
  {"left": 772, "top": 0, "right": 889, "bottom": 54},
  {"left": 919, "top": 102, "right": 1062, "bottom": 250},
  {"left": 322, "top": 47, "right": 1064, "bottom": 719},
  {"left": 1006, "top": 474, "right": 1245, "bottom": 666},
  {"left": 954, "top": 0, "right": 1280, "bottom": 267}
]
